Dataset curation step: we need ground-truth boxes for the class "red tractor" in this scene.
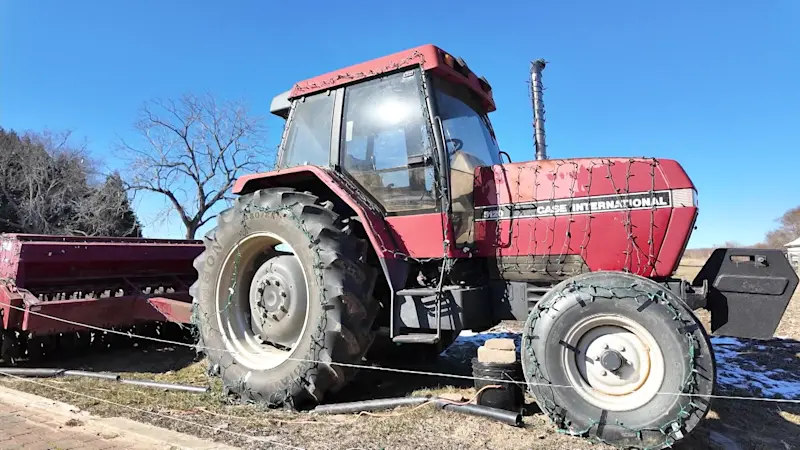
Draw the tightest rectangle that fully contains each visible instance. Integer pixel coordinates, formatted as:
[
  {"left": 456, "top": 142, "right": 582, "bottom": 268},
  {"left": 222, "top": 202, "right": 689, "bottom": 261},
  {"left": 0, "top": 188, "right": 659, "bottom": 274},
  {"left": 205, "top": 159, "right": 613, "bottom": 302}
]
[{"left": 189, "top": 45, "right": 798, "bottom": 449}]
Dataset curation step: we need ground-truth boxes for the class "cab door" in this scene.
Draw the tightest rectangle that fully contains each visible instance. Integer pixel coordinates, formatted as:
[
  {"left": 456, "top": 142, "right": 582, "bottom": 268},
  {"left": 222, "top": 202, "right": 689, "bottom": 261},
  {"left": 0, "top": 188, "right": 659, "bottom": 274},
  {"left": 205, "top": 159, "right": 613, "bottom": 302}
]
[
  {"left": 431, "top": 77, "right": 502, "bottom": 249},
  {"left": 338, "top": 69, "right": 446, "bottom": 258}
]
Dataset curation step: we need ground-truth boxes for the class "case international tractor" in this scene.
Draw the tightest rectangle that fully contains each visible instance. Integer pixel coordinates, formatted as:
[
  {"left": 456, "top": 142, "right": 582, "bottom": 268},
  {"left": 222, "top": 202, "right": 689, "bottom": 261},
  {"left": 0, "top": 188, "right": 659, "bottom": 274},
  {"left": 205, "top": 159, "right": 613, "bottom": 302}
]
[{"left": 186, "top": 45, "right": 799, "bottom": 449}]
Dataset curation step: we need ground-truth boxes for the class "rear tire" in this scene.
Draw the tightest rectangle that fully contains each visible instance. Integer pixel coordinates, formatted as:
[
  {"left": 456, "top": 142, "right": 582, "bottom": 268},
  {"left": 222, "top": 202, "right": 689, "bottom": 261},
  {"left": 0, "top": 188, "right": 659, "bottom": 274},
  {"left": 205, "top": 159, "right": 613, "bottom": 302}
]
[
  {"left": 190, "top": 188, "right": 378, "bottom": 408},
  {"left": 521, "top": 271, "right": 715, "bottom": 449}
]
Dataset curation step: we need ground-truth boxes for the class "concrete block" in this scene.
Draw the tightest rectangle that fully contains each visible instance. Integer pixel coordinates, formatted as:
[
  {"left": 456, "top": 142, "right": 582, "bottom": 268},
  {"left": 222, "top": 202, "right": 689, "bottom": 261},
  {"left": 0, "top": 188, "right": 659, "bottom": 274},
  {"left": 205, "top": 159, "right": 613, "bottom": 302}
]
[
  {"left": 483, "top": 338, "right": 516, "bottom": 351},
  {"left": 477, "top": 346, "right": 517, "bottom": 364}
]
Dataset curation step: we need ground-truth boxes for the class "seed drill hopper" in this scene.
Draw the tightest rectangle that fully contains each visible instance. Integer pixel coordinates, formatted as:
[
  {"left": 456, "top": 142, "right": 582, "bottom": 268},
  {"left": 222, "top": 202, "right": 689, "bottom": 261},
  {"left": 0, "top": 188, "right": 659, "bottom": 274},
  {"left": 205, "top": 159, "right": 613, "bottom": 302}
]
[{"left": 0, "top": 234, "right": 203, "bottom": 360}]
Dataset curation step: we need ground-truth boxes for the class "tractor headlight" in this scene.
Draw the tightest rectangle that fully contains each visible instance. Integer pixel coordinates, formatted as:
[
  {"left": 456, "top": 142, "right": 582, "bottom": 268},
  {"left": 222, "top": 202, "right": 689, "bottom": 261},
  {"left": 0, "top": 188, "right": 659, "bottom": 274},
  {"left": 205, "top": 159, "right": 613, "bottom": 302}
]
[{"left": 672, "top": 188, "right": 697, "bottom": 208}]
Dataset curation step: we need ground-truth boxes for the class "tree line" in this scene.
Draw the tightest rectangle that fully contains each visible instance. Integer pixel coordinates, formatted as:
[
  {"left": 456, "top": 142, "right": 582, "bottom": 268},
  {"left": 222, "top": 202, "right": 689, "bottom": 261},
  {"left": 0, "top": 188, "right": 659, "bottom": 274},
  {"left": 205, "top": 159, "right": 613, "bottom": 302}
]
[
  {"left": 0, "top": 128, "right": 141, "bottom": 237},
  {"left": 713, "top": 208, "right": 800, "bottom": 249},
  {"left": 1, "top": 93, "right": 271, "bottom": 239},
  {"left": 763, "top": 206, "right": 800, "bottom": 249}
]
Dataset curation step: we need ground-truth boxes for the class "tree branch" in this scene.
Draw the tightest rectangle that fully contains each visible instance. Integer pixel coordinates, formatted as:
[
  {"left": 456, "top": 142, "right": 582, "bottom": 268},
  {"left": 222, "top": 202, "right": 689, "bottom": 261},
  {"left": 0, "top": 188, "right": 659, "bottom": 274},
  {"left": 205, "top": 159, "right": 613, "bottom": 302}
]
[{"left": 116, "top": 93, "right": 269, "bottom": 238}]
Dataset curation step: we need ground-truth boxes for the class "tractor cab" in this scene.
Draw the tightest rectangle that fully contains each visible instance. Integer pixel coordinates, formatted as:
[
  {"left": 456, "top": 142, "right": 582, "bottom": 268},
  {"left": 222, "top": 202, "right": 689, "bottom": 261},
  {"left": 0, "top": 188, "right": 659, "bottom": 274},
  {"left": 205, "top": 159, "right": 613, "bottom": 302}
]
[{"left": 270, "top": 45, "right": 500, "bottom": 243}]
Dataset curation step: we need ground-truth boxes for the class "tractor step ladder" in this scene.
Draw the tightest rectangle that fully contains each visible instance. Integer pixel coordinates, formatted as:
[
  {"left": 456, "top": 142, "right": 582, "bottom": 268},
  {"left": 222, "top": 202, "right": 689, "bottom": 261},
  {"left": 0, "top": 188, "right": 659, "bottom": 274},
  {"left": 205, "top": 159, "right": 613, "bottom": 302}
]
[
  {"left": 392, "top": 334, "right": 439, "bottom": 344},
  {"left": 391, "top": 286, "right": 458, "bottom": 344}
]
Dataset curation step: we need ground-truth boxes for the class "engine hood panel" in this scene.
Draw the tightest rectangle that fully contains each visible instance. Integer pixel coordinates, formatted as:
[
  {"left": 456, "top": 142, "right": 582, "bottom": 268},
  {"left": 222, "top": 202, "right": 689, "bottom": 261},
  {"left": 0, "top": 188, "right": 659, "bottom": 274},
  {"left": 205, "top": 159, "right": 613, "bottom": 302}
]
[{"left": 470, "top": 157, "right": 697, "bottom": 279}]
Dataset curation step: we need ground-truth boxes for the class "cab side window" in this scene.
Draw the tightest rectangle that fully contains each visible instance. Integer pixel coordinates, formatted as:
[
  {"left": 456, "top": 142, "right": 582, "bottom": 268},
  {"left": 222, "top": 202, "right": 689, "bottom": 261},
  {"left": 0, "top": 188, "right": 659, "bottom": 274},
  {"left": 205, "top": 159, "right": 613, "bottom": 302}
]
[{"left": 279, "top": 92, "right": 334, "bottom": 168}]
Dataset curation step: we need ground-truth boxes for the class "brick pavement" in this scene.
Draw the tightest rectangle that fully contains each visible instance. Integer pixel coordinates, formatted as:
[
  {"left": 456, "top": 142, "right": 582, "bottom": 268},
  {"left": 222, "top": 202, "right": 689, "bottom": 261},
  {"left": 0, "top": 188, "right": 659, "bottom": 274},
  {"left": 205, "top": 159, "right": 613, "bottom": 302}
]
[{"left": 0, "top": 386, "right": 237, "bottom": 450}]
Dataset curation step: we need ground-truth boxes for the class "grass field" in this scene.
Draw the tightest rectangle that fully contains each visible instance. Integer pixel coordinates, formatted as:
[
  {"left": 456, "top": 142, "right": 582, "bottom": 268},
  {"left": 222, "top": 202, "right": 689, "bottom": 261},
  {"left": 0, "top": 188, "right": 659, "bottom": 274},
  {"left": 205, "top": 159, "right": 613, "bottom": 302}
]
[{"left": 1, "top": 259, "right": 798, "bottom": 450}]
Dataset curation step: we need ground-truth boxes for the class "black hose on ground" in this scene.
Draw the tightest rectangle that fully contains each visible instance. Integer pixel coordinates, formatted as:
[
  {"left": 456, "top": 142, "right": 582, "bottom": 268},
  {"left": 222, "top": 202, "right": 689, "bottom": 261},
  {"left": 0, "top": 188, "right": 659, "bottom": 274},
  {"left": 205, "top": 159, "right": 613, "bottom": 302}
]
[
  {"left": 310, "top": 396, "right": 523, "bottom": 427},
  {"left": 311, "top": 396, "right": 431, "bottom": 414},
  {"left": 120, "top": 378, "right": 209, "bottom": 393},
  {"left": 64, "top": 370, "right": 121, "bottom": 381},
  {"left": 0, "top": 367, "right": 66, "bottom": 377},
  {"left": 433, "top": 400, "right": 523, "bottom": 427},
  {"left": 0, "top": 367, "right": 208, "bottom": 393}
]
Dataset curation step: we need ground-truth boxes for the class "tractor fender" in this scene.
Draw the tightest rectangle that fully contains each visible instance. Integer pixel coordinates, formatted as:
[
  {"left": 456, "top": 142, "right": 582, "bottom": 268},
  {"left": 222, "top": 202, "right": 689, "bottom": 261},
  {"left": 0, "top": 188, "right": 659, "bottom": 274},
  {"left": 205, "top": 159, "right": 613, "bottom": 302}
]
[{"left": 232, "top": 165, "right": 410, "bottom": 292}]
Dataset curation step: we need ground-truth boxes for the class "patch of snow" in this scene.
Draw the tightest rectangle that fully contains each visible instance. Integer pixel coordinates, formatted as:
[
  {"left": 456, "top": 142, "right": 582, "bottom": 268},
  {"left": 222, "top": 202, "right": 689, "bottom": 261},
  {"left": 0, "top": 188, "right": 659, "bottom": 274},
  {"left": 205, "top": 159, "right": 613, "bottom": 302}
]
[
  {"left": 442, "top": 331, "right": 800, "bottom": 401},
  {"left": 711, "top": 336, "right": 800, "bottom": 400},
  {"left": 441, "top": 331, "right": 521, "bottom": 362},
  {"left": 708, "top": 336, "right": 745, "bottom": 347},
  {"left": 450, "top": 331, "right": 519, "bottom": 349}
]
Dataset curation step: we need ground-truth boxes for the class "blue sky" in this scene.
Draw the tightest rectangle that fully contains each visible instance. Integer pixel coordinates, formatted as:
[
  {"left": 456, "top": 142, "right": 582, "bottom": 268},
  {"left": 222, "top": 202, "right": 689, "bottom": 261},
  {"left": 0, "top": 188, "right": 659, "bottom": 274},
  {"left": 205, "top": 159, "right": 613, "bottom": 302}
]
[{"left": 2, "top": 1, "right": 798, "bottom": 247}]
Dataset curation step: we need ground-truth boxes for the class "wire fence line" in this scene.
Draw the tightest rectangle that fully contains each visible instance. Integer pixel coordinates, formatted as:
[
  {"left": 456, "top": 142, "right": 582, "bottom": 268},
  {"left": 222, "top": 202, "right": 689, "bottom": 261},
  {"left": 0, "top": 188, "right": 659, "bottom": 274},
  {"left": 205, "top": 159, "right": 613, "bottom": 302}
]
[
  {"left": 0, "top": 369, "right": 306, "bottom": 450},
  {"left": 1, "top": 302, "right": 799, "bottom": 404}
]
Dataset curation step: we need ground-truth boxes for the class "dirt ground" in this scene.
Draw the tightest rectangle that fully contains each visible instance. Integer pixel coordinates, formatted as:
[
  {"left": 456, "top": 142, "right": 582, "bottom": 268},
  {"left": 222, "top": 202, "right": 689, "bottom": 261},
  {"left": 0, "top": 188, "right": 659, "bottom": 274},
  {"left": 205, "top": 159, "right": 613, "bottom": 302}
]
[{"left": 0, "top": 260, "right": 798, "bottom": 450}]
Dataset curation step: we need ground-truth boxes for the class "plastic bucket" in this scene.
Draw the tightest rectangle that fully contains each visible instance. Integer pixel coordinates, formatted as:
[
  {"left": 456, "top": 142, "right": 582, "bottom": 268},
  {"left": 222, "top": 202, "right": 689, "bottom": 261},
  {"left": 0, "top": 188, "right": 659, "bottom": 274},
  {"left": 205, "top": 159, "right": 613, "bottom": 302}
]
[{"left": 471, "top": 358, "right": 524, "bottom": 413}]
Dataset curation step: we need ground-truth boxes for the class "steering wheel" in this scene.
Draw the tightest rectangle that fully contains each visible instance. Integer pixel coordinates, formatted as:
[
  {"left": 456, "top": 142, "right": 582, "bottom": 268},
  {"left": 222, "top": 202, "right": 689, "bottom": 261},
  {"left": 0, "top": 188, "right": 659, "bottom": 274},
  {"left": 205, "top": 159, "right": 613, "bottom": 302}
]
[{"left": 445, "top": 138, "right": 463, "bottom": 153}]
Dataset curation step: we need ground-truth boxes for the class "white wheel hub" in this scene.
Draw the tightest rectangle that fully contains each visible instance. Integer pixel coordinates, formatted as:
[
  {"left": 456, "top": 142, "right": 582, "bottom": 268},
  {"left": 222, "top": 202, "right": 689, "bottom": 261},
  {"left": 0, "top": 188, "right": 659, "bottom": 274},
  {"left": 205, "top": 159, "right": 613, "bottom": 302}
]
[
  {"left": 562, "top": 315, "right": 665, "bottom": 411},
  {"left": 214, "top": 232, "right": 311, "bottom": 371}
]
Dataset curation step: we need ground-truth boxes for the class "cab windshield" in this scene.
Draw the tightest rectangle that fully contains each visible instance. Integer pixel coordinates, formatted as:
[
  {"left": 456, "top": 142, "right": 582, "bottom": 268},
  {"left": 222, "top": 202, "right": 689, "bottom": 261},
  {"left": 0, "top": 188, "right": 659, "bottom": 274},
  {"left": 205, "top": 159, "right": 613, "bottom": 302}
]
[{"left": 433, "top": 78, "right": 501, "bottom": 167}]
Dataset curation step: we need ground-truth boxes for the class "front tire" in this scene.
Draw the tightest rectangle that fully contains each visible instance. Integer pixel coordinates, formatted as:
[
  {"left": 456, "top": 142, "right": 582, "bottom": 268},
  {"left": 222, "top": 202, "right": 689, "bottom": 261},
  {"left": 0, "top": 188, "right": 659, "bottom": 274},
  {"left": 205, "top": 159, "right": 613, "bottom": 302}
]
[
  {"left": 521, "top": 271, "right": 715, "bottom": 449},
  {"left": 190, "top": 188, "right": 378, "bottom": 408}
]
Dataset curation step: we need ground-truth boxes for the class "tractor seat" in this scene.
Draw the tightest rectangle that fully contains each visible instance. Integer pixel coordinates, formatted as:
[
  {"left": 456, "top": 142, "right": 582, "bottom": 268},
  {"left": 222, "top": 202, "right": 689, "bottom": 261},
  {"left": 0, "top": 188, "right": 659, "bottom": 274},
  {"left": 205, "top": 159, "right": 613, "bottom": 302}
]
[
  {"left": 449, "top": 150, "right": 483, "bottom": 244},
  {"left": 345, "top": 154, "right": 383, "bottom": 190},
  {"left": 450, "top": 150, "right": 482, "bottom": 205}
]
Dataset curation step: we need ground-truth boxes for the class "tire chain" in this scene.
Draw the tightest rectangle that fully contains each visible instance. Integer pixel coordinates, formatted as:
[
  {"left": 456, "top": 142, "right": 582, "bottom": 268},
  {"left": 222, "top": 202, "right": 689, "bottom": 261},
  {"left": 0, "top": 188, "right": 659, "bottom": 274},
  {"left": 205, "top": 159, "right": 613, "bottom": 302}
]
[
  {"left": 192, "top": 193, "right": 380, "bottom": 410},
  {"left": 522, "top": 280, "right": 708, "bottom": 450},
  {"left": 193, "top": 201, "right": 320, "bottom": 409},
  {"left": 496, "top": 157, "right": 662, "bottom": 281}
]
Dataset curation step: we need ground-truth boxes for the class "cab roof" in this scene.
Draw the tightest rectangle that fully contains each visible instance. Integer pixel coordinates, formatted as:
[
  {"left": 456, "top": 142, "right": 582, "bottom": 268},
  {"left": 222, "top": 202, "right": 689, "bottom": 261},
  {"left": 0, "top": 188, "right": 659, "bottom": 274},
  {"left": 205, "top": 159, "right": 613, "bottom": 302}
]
[{"left": 285, "top": 44, "right": 495, "bottom": 113}]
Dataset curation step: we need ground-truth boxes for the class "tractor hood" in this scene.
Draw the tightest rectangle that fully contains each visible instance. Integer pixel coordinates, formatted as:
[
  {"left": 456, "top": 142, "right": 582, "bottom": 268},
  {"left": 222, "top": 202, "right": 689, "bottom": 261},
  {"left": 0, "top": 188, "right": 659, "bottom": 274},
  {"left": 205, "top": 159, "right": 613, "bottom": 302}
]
[{"left": 469, "top": 157, "right": 698, "bottom": 278}]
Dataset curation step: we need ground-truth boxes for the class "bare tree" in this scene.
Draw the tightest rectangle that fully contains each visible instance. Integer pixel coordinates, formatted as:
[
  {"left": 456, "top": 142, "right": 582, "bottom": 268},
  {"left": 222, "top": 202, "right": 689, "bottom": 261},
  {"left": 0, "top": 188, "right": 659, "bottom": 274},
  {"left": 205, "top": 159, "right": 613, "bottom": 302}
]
[
  {"left": 119, "top": 93, "right": 270, "bottom": 239},
  {"left": 67, "top": 172, "right": 142, "bottom": 237},
  {"left": 0, "top": 130, "right": 75, "bottom": 233},
  {"left": 764, "top": 206, "right": 800, "bottom": 249},
  {"left": 0, "top": 128, "right": 142, "bottom": 237}
]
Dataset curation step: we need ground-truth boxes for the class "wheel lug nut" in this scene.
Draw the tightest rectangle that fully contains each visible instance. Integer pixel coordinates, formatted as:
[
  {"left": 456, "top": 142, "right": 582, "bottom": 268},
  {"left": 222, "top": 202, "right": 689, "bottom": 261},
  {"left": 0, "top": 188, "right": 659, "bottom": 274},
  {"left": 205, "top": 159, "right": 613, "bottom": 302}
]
[
  {"left": 603, "top": 344, "right": 609, "bottom": 350},
  {"left": 280, "top": 292, "right": 287, "bottom": 298},
  {"left": 601, "top": 371, "right": 607, "bottom": 376},
  {"left": 594, "top": 356, "right": 600, "bottom": 362},
  {"left": 620, "top": 346, "right": 625, "bottom": 352},
  {"left": 280, "top": 306, "right": 288, "bottom": 313}
]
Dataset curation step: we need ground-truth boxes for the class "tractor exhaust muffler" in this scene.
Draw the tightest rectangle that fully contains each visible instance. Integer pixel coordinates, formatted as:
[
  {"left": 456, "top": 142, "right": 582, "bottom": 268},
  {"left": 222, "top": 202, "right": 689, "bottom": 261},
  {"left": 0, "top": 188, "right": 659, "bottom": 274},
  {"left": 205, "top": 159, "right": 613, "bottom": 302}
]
[{"left": 531, "top": 59, "right": 548, "bottom": 160}]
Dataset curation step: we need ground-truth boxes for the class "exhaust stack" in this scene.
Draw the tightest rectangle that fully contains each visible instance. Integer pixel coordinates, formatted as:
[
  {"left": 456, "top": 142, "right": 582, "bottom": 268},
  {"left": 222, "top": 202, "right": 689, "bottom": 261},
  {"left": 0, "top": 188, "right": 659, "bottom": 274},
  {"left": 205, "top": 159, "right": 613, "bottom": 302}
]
[{"left": 531, "top": 59, "right": 548, "bottom": 160}]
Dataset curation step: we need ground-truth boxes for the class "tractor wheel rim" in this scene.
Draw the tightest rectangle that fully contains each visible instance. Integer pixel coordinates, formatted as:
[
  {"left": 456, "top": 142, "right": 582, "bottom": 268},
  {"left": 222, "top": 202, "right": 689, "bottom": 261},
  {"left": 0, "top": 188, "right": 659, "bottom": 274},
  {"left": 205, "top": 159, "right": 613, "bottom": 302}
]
[
  {"left": 562, "top": 315, "right": 665, "bottom": 412},
  {"left": 215, "top": 232, "right": 310, "bottom": 371}
]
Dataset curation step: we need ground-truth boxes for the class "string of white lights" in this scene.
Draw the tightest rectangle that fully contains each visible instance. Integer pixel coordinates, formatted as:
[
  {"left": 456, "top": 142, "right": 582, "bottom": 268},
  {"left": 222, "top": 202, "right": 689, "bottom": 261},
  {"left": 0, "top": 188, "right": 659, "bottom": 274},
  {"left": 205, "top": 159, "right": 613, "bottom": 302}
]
[{"left": 2, "top": 302, "right": 799, "bottom": 404}]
